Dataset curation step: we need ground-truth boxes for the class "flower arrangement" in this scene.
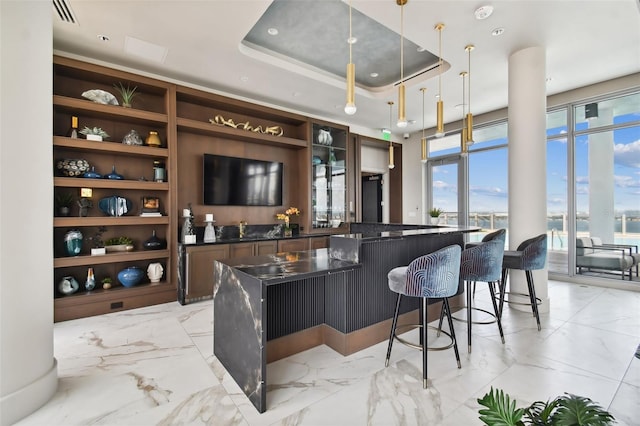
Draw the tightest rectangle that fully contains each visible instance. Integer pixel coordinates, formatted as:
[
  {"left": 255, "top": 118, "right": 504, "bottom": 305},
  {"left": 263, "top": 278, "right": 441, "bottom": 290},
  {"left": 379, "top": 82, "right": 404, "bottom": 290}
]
[{"left": 276, "top": 207, "right": 300, "bottom": 230}]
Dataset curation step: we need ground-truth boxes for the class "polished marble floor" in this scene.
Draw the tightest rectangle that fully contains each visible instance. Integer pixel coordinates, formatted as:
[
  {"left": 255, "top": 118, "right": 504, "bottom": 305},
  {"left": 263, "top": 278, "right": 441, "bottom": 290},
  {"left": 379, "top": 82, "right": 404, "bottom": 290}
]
[{"left": 17, "top": 279, "right": 640, "bottom": 425}]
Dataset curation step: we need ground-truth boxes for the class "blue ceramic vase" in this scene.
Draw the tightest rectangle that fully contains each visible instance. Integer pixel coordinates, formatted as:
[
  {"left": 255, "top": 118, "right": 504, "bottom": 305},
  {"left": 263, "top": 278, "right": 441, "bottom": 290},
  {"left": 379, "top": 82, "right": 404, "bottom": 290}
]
[{"left": 118, "top": 267, "right": 144, "bottom": 287}]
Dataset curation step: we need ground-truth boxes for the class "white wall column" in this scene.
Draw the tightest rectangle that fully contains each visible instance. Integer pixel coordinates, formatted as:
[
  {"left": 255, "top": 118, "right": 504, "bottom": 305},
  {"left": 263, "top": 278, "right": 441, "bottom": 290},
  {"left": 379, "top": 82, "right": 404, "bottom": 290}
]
[
  {"left": 507, "top": 46, "right": 549, "bottom": 312},
  {"left": 0, "top": 1, "right": 58, "bottom": 424}
]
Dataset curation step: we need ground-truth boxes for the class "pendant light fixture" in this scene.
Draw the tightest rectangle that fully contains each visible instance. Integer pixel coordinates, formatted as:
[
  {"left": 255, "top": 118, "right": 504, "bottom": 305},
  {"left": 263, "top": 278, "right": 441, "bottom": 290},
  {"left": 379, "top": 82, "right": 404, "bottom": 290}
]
[
  {"left": 344, "top": 0, "right": 357, "bottom": 115},
  {"left": 434, "top": 23, "right": 445, "bottom": 138},
  {"left": 396, "top": 0, "right": 408, "bottom": 128},
  {"left": 420, "top": 87, "right": 428, "bottom": 163},
  {"left": 465, "top": 44, "right": 475, "bottom": 145},
  {"left": 388, "top": 101, "right": 395, "bottom": 169},
  {"left": 460, "top": 71, "right": 469, "bottom": 154}
]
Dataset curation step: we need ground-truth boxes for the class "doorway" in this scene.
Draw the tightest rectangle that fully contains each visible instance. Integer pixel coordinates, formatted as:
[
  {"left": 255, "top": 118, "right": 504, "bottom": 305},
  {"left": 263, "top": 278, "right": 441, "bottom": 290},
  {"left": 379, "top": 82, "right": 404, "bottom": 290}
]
[{"left": 362, "top": 174, "right": 383, "bottom": 222}]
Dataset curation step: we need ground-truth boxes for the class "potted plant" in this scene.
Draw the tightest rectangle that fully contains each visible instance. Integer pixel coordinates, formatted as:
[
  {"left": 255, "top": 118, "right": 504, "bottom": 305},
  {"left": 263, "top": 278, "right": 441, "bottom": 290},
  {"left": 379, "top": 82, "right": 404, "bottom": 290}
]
[
  {"left": 79, "top": 126, "right": 109, "bottom": 141},
  {"left": 478, "top": 387, "right": 615, "bottom": 426},
  {"left": 55, "top": 192, "right": 74, "bottom": 216},
  {"left": 113, "top": 82, "right": 138, "bottom": 108},
  {"left": 429, "top": 207, "right": 443, "bottom": 225},
  {"left": 88, "top": 226, "right": 107, "bottom": 256},
  {"left": 105, "top": 236, "right": 134, "bottom": 253},
  {"left": 101, "top": 277, "right": 112, "bottom": 290}
]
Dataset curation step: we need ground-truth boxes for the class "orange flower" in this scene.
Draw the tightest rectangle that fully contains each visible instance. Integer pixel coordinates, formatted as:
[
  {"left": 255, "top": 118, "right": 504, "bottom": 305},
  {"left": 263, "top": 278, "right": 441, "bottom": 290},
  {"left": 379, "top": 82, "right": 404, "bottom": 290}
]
[{"left": 276, "top": 207, "right": 300, "bottom": 227}]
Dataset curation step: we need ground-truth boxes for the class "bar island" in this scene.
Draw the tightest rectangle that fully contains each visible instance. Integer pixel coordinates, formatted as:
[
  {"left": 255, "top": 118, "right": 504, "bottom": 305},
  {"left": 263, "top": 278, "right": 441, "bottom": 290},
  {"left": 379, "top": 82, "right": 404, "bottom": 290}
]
[{"left": 213, "top": 225, "right": 478, "bottom": 412}]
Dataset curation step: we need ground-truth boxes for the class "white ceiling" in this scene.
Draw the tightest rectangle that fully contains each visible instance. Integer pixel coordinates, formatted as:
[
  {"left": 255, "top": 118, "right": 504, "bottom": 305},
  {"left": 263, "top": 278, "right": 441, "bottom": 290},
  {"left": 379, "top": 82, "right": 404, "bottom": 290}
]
[{"left": 53, "top": 0, "right": 640, "bottom": 138}]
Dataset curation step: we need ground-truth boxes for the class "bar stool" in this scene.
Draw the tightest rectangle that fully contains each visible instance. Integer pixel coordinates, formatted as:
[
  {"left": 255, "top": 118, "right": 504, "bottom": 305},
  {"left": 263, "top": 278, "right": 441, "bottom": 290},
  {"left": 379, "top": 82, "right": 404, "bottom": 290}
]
[
  {"left": 466, "top": 229, "right": 506, "bottom": 297},
  {"left": 385, "top": 245, "right": 462, "bottom": 389},
  {"left": 451, "top": 239, "right": 506, "bottom": 353},
  {"left": 500, "top": 234, "right": 547, "bottom": 331}
]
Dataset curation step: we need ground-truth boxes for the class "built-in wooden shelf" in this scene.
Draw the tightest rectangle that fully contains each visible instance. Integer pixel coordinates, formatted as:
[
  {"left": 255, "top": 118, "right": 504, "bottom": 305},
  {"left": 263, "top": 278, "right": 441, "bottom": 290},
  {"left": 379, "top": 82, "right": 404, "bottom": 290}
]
[
  {"left": 54, "top": 136, "right": 169, "bottom": 158},
  {"left": 54, "top": 249, "right": 170, "bottom": 268},
  {"left": 54, "top": 216, "right": 170, "bottom": 227},
  {"left": 54, "top": 176, "right": 169, "bottom": 191},
  {"left": 53, "top": 95, "right": 168, "bottom": 125}
]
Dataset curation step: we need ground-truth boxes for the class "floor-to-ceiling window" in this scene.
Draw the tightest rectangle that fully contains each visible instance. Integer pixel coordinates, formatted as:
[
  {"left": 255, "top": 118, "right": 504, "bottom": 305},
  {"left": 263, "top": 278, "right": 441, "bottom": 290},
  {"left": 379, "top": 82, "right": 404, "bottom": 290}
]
[{"left": 545, "top": 91, "right": 639, "bottom": 281}]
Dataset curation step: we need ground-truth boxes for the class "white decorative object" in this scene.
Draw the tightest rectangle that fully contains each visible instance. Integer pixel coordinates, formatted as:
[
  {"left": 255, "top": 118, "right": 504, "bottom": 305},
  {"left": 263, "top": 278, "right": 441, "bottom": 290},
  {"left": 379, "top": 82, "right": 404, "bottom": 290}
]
[
  {"left": 205, "top": 213, "right": 214, "bottom": 222},
  {"left": 184, "top": 235, "right": 196, "bottom": 244},
  {"left": 86, "top": 134, "right": 102, "bottom": 141},
  {"left": 204, "top": 216, "right": 216, "bottom": 243},
  {"left": 91, "top": 247, "right": 106, "bottom": 256},
  {"left": 147, "top": 263, "right": 164, "bottom": 283},
  {"left": 81, "top": 89, "right": 119, "bottom": 105}
]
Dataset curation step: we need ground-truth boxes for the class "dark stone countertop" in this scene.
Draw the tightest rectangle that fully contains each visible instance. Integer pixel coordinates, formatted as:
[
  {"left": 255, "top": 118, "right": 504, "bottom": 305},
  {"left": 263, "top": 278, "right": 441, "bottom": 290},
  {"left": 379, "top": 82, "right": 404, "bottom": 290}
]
[
  {"left": 215, "top": 248, "right": 360, "bottom": 285},
  {"left": 331, "top": 225, "right": 480, "bottom": 241}
]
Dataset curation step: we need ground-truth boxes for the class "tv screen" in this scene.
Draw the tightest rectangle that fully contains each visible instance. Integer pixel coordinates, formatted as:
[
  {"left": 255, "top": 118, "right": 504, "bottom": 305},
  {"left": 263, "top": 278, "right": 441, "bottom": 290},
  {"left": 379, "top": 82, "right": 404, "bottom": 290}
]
[{"left": 203, "top": 154, "right": 283, "bottom": 206}]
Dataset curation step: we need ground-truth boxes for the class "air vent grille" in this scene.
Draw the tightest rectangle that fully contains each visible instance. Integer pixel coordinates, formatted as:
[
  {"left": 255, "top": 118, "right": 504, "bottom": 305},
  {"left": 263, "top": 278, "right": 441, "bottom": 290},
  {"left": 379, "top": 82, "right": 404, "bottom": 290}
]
[{"left": 53, "top": 0, "right": 77, "bottom": 24}]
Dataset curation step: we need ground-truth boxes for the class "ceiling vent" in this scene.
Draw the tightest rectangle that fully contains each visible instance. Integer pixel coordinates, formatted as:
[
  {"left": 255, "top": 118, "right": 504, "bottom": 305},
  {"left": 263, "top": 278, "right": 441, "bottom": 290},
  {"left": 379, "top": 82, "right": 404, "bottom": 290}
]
[{"left": 52, "top": 0, "right": 78, "bottom": 24}]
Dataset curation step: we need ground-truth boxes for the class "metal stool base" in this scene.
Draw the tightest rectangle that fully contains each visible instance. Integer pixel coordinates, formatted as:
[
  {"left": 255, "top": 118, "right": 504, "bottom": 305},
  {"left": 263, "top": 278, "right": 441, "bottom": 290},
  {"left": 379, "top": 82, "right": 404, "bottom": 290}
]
[{"left": 393, "top": 324, "right": 455, "bottom": 351}]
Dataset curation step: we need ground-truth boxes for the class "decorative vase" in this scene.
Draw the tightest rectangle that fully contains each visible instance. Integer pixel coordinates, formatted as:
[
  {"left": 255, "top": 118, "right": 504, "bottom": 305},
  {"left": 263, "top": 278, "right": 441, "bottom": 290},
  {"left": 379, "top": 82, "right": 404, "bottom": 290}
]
[
  {"left": 64, "top": 229, "right": 83, "bottom": 256},
  {"left": 143, "top": 230, "right": 167, "bottom": 250},
  {"left": 84, "top": 267, "right": 96, "bottom": 291},
  {"left": 83, "top": 166, "right": 102, "bottom": 179},
  {"left": 105, "top": 165, "right": 124, "bottom": 180},
  {"left": 430, "top": 217, "right": 439, "bottom": 225},
  {"left": 58, "top": 276, "right": 79, "bottom": 295},
  {"left": 317, "top": 128, "right": 333, "bottom": 145},
  {"left": 58, "top": 206, "right": 70, "bottom": 217},
  {"left": 146, "top": 131, "right": 162, "bottom": 147},
  {"left": 122, "top": 129, "right": 143, "bottom": 146},
  {"left": 284, "top": 226, "right": 293, "bottom": 238},
  {"left": 117, "top": 266, "right": 144, "bottom": 288},
  {"left": 147, "top": 263, "right": 164, "bottom": 283},
  {"left": 86, "top": 134, "right": 103, "bottom": 141}
]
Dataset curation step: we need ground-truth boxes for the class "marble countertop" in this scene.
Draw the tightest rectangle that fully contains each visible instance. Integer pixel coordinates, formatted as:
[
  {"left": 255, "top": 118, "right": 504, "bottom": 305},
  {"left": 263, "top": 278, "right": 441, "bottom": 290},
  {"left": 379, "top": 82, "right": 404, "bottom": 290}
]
[{"left": 215, "top": 248, "right": 360, "bottom": 284}]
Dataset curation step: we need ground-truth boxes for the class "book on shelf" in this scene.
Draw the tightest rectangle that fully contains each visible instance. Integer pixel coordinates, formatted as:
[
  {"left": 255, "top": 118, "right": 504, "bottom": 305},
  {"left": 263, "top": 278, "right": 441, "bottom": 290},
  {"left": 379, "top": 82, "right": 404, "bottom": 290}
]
[{"left": 140, "top": 212, "right": 163, "bottom": 217}]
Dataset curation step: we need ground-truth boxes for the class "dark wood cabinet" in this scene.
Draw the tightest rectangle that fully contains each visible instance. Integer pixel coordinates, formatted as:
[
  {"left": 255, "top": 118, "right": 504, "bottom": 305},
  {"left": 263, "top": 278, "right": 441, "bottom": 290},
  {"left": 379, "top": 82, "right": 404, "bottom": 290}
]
[
  {"left": 277, "top": 238, "right": 309, "bottom": 252},
  {"left": 184, "top": 244, "right": 229, "bottom": 300}
]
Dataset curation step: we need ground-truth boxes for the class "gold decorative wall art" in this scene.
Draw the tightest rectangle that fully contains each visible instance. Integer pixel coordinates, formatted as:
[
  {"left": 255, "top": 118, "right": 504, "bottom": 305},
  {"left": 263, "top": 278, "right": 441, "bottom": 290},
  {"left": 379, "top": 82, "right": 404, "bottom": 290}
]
[{"left": 209, "top": 114, "right": 283, "bottom": 136}]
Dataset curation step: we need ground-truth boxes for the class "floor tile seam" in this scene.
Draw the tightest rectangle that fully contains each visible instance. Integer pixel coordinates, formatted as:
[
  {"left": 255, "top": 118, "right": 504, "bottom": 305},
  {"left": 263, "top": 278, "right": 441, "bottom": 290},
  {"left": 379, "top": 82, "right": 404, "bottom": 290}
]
[{"left": 530, "top": 352, "right": 629, "bottom": 384}]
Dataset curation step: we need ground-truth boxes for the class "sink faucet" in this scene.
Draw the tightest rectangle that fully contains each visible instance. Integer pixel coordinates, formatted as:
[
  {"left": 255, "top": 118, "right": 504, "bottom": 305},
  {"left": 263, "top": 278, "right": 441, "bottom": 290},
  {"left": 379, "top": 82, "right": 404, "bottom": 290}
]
[{"left": 239, "top": 220, "right": 247, "bottom": 238}]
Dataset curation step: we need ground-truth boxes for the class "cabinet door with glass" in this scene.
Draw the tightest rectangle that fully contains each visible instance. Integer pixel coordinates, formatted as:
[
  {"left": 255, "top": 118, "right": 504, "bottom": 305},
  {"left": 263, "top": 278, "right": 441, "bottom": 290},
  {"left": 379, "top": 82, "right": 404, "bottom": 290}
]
[{"left": 311, "top": 122, "right": 348, "bottom": 230}]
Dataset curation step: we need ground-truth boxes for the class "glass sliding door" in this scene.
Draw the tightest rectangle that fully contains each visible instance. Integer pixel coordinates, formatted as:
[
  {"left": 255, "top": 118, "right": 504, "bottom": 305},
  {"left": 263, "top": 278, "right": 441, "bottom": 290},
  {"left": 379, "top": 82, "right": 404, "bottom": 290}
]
[{"left": 572, "top": 92, "right": 640, "bottom": 281}]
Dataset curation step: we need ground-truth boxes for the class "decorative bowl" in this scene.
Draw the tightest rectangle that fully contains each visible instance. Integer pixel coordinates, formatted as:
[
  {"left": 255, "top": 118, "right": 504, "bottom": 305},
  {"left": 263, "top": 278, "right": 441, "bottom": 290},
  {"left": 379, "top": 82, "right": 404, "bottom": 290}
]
[
  {"left": 105, "top": 244, "right": 134, "bottom": 253},
  {"left": 56, "top": 159, "right": 90, "bottom": 177},
  {"left": 117, "top": 267, "right": 144, "bottom": 288},
  {"left": 99, "top": 196, "right": 132, "bottom": 217}
]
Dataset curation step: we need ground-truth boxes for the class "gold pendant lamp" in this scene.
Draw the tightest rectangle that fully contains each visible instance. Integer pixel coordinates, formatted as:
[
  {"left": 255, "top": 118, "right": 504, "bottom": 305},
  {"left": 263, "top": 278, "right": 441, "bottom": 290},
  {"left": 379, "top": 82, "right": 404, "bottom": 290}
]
[
  {"left": 460, "top": 71, "right": 468, "bottom": 154},
  {"left": 434, "top": 23, "right": 445, "bottom": 137},
  {"left": 465, "top": 44, "right": 475, "bottom": 145},
  {"left": 420, "top": 87, "right": 428, "bottom": 163},
  {"left": 396, "top": 0, "right": 408, "bottom": 128},
  {"left": 344, "top": 0, "right": 357, "bottom": 115},
  {"left": 388, "top": 101, "right": 395, "bottom": 169}
]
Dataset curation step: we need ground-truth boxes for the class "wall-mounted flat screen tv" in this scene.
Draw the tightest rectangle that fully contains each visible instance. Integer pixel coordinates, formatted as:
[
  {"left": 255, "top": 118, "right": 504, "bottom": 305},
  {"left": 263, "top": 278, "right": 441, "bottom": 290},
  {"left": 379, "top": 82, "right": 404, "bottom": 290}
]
[{"left": 203, "top": 154, "right": 283, "bottom": 206}]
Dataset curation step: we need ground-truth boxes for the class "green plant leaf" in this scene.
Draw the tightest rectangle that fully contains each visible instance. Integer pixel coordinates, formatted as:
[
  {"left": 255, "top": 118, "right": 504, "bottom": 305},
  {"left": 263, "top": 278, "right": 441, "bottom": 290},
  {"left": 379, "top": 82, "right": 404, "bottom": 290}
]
[
  {"left": 526, "top": 399, "right": 559, "bottom": 426},
  {"left": 551, "top": 393, "right": 615, "bottom": 426},
  {"left": 477, "top": 387, "right": 525, "bottom": 426}
]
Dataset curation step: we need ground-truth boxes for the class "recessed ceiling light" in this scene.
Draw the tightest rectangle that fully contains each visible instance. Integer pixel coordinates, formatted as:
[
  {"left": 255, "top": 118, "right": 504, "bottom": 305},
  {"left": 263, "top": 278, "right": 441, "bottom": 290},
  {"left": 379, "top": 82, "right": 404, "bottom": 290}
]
[
  {"left": 370, "top": 72, "right": 379, "bottom": 78},
  {"left": 267, "top": 27, "right": 278, "bottom": 36},
  {"left": 292, "top": 91, "right": 301, "bottom": 97},
  {"left": 474, "top": 5, "right": 494, "bottom": 20},
  {"left": 97, "top": 34, "right": 110, "bottom": 42},
  {"left": 491, "top": 27, "right": 505, "bottom": 36},
  {"left": 240, "top": 76, "right": 249, "bottom": 83}
]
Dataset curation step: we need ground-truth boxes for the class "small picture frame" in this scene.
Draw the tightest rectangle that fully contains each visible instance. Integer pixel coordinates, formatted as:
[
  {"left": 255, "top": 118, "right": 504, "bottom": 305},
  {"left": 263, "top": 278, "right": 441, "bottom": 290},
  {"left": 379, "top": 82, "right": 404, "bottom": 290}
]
[{"left": 141, "top": 196, "right": 160, "bottom": 213}]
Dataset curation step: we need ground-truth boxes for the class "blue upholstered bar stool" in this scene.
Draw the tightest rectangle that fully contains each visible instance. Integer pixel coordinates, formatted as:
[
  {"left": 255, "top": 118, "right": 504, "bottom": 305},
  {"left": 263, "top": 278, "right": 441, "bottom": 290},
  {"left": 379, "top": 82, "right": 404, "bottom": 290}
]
[
  {"left": 500, "top": 234, "right": 547, "bottom": 331},
  {"left": 457, "top": 238, "right": 506, "bottom": 353},
  {"left": 466, "top": 229, "right": 506, "bottom": 297},
  {"left": 385, "top": 245, "right": 462, "bottom": 389}
]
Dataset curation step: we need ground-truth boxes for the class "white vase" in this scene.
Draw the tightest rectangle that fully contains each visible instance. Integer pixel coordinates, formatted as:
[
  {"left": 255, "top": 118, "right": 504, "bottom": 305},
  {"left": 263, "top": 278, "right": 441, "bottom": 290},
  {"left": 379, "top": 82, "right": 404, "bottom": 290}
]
[{"left": 430, "top": 217, "right": 439, "bottom": 225}]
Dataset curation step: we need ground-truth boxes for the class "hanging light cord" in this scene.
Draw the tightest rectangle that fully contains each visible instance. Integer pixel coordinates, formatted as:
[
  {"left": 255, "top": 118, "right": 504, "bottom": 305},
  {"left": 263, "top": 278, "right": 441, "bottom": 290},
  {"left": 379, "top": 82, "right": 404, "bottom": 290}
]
[
  {"left": 348, "top": 0, "right": 353, "bottom": 64},
  {"left": 400, "top": 4, "right": 404, "bottom": 85},
  {"left": 438, "top": 26, "right": 442, "bottom": 99}
]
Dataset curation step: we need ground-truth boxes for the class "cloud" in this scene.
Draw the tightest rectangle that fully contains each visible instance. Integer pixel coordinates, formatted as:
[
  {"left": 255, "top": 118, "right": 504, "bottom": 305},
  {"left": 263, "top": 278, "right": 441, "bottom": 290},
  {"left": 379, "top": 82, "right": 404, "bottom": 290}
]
[
  {"left": 615, "top": 174, "right": 640, "bottom": 188},
  {"left": 614, "top": 139, "right": 640, "bottom": 168},
  {"left": 469, "top": 185, "right": 508, "bottom": 198}
]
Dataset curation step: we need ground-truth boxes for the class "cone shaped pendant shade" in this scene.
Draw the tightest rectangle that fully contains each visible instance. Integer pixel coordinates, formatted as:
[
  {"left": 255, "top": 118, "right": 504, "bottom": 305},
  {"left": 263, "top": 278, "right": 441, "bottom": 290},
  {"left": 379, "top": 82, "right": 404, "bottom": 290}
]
[
  {"left": 420, "top": 87, "right": 427, "bottom": 163},
  {"left": 388, "top": 101, "right": 395, "bottom": 169}
]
